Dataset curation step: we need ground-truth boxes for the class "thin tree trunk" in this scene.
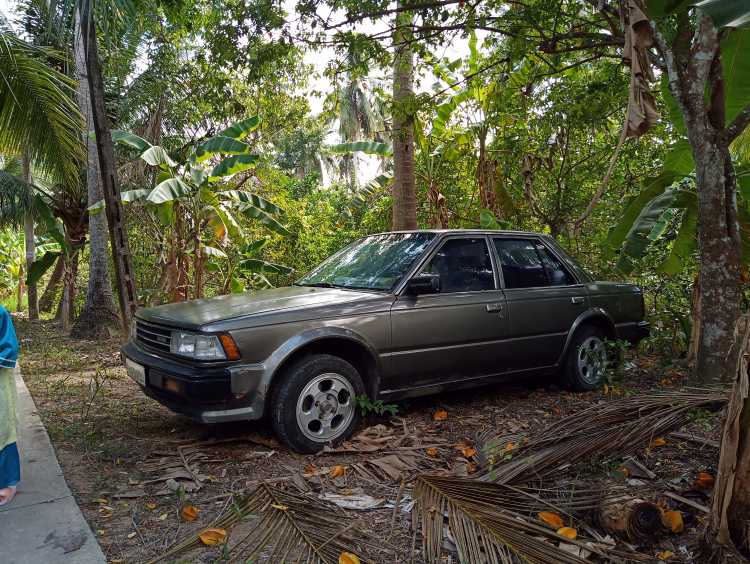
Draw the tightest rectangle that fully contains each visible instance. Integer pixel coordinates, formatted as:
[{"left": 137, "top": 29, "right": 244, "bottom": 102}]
[
  {"left": 81, "top": 4, "right": 138, "bottom": 341},
  {"left": 22, "top": 152, "right": 38, "bottom": 320},
  {"left": 391, "top": 7, "right": 417, "bottom": 231},
  {"left": 16, "top": 263, "right": 23, "bottom": 312},
  {"left": 70, "top": 12, "right": 120, "bottom": 340},
  {"left": 39, "top": 256, "right": 64, "bottom": 313}
]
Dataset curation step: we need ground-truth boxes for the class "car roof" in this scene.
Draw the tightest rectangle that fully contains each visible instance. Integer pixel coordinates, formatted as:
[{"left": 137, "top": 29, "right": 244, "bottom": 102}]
[{"left": 369, "top": 229, "right": 549, "bottom": 237}]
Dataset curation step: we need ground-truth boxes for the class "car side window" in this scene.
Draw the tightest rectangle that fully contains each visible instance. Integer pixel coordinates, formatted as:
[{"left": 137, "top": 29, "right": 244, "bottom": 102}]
[
  {"left": 535, "top": 243, "right": 577, "bottom": 286},
  {"left": 493, "top": 238, "right": 548, "bottom": 289},
  {"left": 420, "top": 238, "right": 495, "bottom": 293}
]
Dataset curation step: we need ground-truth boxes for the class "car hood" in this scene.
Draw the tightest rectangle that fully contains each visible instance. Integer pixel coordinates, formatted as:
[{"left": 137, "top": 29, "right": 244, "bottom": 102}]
[{"left": 136, "top": 286, "right": 385, "bottom": 329}]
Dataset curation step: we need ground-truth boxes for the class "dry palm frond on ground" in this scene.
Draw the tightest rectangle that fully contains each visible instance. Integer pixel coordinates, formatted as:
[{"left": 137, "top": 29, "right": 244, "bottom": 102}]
[
  {"left": 412, "top": 475, "right": 622, "bottom": 564},
  {"left": 475, "top": 392, "right": 727, "bottom": 485},
  {"left": 144, "top": 481, "right": 389, "bottom": 564}
]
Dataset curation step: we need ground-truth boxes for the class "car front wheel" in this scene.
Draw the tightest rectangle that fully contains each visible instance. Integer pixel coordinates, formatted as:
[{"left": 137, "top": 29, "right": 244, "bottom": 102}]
[
  {"left": 562, "top": 325, "right": 608, "bottom": 392},
  {"left": 271, "top": 354, "right": 364, "bottom": 454}
]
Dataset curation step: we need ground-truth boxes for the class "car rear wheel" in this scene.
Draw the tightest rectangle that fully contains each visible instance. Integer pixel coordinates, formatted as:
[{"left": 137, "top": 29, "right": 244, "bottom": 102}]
[
  {"left": 271, "top": 354, "right": 364, "bottom": 454},
  {"left": 562, "top": 325, "right": 608, "bottom": 392}
]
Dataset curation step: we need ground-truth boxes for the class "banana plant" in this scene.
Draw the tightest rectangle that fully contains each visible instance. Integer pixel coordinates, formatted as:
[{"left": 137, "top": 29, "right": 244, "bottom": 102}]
[
  {"left": 90, "top": 116, "right": 290, "bottom": 299},
  {"left": 0, "top": 228, "right": 24, "bottom": 300}
]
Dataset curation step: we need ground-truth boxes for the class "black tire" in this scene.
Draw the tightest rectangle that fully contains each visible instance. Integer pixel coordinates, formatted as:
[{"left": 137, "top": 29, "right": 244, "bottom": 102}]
[
  {"left": 562, "top": 325, "right": 608, "bottom": 392},
  {"left": 271, "top": 354, "right": 364, "bottom": 454}
]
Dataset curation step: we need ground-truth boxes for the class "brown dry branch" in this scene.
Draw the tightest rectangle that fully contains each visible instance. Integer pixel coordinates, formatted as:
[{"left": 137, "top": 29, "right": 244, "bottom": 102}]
[
  {"left": 476, "top": 393, "right": 727, "bottom": 485},
  {"left": 143, "top": 481, "right": 390, "bottom": 564},
  {"left": 412, "top": 475, "right": 621, "bottom": 564}
]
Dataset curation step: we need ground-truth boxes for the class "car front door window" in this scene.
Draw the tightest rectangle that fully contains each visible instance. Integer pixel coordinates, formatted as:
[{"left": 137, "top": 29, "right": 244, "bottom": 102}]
[{"left": 420, "top": 238, "right": 495, "bottom": 293}]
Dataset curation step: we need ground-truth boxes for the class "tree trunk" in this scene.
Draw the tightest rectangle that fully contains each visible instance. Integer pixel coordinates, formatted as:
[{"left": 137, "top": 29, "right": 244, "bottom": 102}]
[
  {"left": 391, "top": 7, "right": 417, "bottom": 231},
  {"left": 82, "top": 4, "right": 138, "bottom": 341},
  {"left": 39, "top": 256, "right": 64, "bottom": 313},
  {"left": 23, "top": 152, "right": 38, "bottom": 321},
  {"left": 706, "top": 311, "right": 750, "bottom": 563},
  {"left": 54, "top": 248, "right": 79, "bottom": 327},
  {"left": 194, "top": 232, "right": 202, "bottom": 300},
  {"left": 70, "top": 12, "right": 121, "bottom": 340},
  {"left": 16, "top": 263, "right": 23, "bottom": 312},
  {"left": 595, "top": 498, "right": 661, "bottom": 543}
]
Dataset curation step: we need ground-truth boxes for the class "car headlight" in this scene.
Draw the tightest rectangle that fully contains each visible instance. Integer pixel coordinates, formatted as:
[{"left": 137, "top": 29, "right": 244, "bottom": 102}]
[{"left": 170, "top": 331, "right": 229, "bottom": 360}]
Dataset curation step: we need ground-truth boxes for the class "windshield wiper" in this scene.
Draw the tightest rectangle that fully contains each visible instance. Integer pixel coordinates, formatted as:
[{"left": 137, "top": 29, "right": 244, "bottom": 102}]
[{"left": 300, "top": 283, "right": 341, "bottom": 288}]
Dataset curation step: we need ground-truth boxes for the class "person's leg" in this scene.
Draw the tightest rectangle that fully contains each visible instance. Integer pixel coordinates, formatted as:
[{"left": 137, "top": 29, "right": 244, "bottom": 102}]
[{"left": 0, "top": 441, "right": 20, "bottom": 505}]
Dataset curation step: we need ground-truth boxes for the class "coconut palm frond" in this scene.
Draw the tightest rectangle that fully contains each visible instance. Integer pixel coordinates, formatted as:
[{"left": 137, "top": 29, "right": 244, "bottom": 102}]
[
  {"left": 0, "top": 29, "right": 84, "bottom": 186},
  {"left": 413, "top": 475, "right": 618, "bottom": 564},
  {"left": 476, "top": 393, "right": 728, "bottom": 485},
  {"left": 0, "top": 169, "right": 34, "bottom": 228},
  {"left": 145, "top": 482, "right": 389, "bottom": 564},
  {"left": 731, "top": 124, "right": 750, "bottom": 162}
]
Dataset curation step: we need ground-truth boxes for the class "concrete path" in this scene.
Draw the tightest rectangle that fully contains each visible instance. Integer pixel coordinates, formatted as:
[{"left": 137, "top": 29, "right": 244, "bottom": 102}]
[{"left": 0, "top": 366, "right": 107, "bottom": 564}]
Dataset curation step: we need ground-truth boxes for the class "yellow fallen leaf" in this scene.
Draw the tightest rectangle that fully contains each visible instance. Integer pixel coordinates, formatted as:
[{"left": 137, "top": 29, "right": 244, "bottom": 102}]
[
  {"left": 199, "top": 527, "right": 227, "bottom": 546},
  {"left": 618, "top": 467, "right": 629, "bottom": 477},
  {"left": 557, "top": 526, "right": 577, "bottom": 540},
  {"left": 182, "top": 506, "right": 199, "bottom": 521},
  {"left": 147, "top": 503, "right": 156, "bottom": 509},
  {"left": 101, "top": 506, "right": 114, "bottom": 511},
  {"left": 341, "top": 490, "right": 354, "bottom": 495},
  {"left": 127, "top": 532, "right": 137, "bottom": 539},
  {"left": 304, "top": 464, "right": 315, "bottom": 473},
  {"left": 505, "top": 443, "right": 515, "bottom": 451},
  {"left": 604, "top": 384, "right": 609, "bottom": 393},
  {"left": 97, "top": 530, "right": 105, "bottom": 536},
  {"left": 657, "top": 551, "right": 675, "bottom": 559},
  {"left": 426, "top": 449, "right": 438, "bottom": 458},
  {"left": 339, "top": 553, "right": 361, "bottom": 564},
  {"left": 157, "top": 513, "right": 168, "bottom": 521},
  {"left": 461, "top": 446, "right": 477, "bottom": 458},
  {"left": 538, "top": 513, "right": 564, "bottom": 528},
  {"left": 665, "top": 510, "right": 684, "bottom": 533},
  {"left": 694, "top": 473, "right": 715, "bottom": 488},
  {"left": 329, "top": 465, "right": 345, "bottom": 477},
  {"left": 109, "top": 559, "right": 125, "bottom": 563},
  {"left": 93, "top": 499, "right": 107, "bottom": 503},
  {"left": 123, "top": 504, "right": 129, "bottom": 508},
  {"left": 433, "top": 411, "right": 448, "bottom": 420},
  {"left": 101, "top": 513, "right": 112, "bottom": 518},
  {"left": 271, "top": 504, "right": 289, "bottom": 510},
  {"left": 650, "top": 438, "right": 666, "bottom": 447}
]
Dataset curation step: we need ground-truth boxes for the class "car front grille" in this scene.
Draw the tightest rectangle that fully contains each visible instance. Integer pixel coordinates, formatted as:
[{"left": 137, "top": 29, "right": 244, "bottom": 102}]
[{"left": 135, "top": 320, "right": 172, "bottom": 353}]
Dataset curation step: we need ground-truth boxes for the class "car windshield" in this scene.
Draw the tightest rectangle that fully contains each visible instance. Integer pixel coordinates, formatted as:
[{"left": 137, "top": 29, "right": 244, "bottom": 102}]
[{"left": 296, "top": 233, "right": 435, "bottom": 291}]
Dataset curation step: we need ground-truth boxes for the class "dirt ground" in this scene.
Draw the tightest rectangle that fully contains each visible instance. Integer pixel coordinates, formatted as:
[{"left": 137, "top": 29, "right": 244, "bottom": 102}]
[{"left": 12, "top": 314, "right": 723, "bottom": 564}]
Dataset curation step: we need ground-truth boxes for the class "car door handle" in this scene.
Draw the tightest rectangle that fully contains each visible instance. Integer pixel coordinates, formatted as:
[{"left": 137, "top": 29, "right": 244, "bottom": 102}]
[
  {"left": 487, "top": 303, "right": 504, "bottom": 313},
  {"left": 572, "top": 297, "right": 585, "bottom": 304}
]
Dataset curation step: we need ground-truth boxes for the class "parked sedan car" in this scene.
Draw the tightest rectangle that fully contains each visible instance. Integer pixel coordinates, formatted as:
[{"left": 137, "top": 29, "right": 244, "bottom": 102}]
[{"left": 122, "top": 230, "right": 649, "bottom": 453}]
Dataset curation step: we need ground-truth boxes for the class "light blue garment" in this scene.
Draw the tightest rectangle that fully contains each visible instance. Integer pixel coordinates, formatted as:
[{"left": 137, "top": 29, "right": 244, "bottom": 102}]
[{"left": 0, "top": 306, "right": 18, "bottom": 369}]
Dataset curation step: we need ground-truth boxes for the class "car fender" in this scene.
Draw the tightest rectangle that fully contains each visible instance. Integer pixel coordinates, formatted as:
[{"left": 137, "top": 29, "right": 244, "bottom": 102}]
[
  {"left": 233, "top": 326, "right": 383, "bottom": 418},
  {"left": 557, "top": 308, "right": 617, "bottom": 367}
]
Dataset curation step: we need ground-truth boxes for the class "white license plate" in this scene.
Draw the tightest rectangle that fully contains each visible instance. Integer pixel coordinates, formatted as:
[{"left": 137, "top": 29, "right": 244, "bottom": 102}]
[{"left": 126, "top": 359, "right": 146, "bottom": 386}]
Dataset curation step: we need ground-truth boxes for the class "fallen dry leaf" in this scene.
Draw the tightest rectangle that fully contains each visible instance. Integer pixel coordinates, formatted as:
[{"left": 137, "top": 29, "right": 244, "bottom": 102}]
[
  {"left": 146, "top": 503, "right": 156, "bottom": 509},
  {"left": 618, "top": 467, "right": 629, "bottom": 477},
  {"left": 657, "top": 551, "right": 675, "bottom": 560},
  {"left": 156, "top": 514, "right": 168, "bottom": 521},
  {"left": 650, "top": 438, "right": 666, "bottom": 447},
  {"left": 467, "top": 461, "right": 476, "bottom": 473},
  {"left": 694, "top": 472, "right": 715, "bottom": 488},
  {"left": 97, "top": 530, "right": 105, "bottom": 536},
  {"left": 182, "top": 506, "right": 199, "bottom": 521},
  {"left": 538, "top": 513, "right": 564, "bottom": 528},
  {"left": 536, "top": 387, "right": 545, "bottom": 393},
  {"left": 604, "top": 384, "right": 609, "bottom": 393},
  {"left": 271, "top": 504, "right": 289, "bottom": 510},
  {"left": 557, "top": 527, "right": 577, "bottom": 540},
  {"left": 582, "top": 394, "right": 590, "bottom": 400},
  {"left": 551, "top": 407, "right": 562, "bottom": 415},
  {"left": 426, "top": 449, "right": 438, "bottom": 458},
  {"left": 127, "top": 532, "right": 137, "bottom": 539},
  {"left": 665, "top": 510, "right": 684, "bottom": 533},
  {"left": 565, "top": 392, "right": 573, "bottom": 397},
  {"left": 640, "top": 362, "right": 652, "bottom": 367},
  {"left": 329, "top": 465, "right": 345, "bottom": 477},
  {"left": 93, "top": 499, "right": 107, "bottom": 504},
  {"left": 304, "top": 464, "right": 315, "bottom": 473},
  {"left": 505, "top": 443, "right": 515, "bottom": 452},
  {"left": 433, "top": 411, "right": 448, "bottom": 420},
  {"left": 339, "top": 553, "right": 361, "bottom": 564},
  {"left": 661, "top": 379, "right": 674, "bottom": 387},
  {"left": 668, "top": 370, "right": 682, "bottom": 376},
  {"left": 341, "top": 490, "right": 353, "bottom": 495},
  {"left": 456, "top": 441, "right": 468, "bottom": 448},
  {"left": 199, "top": 527, "right": 227, "bottom": 546},
  {"left": 109, "top": 560, "right": 125, "bottom": 563},
  {"left": 461, "top": 446, "right": 477, "bottom": 458}
]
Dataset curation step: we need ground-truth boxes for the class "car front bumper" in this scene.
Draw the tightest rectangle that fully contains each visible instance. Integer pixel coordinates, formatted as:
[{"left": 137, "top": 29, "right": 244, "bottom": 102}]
[{"left": 121, "top": 343, "right": 265, "bottom": 423}]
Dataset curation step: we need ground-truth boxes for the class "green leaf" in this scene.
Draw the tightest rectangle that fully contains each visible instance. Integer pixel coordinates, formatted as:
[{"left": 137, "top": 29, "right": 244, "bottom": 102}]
[
  {"left": 337, "top": 172, "right": 394, "bottom": 225},
  {"left": 155, "top": 202, "right": 175, "bottom": 226},
  {"left": 192, "top": 137, "right": 250, "bottom": 163},
  {"left": 644, "top": 0, "right": 692, "bottom": 17},
  {"left": 147, "top": 178, "right": 192, "bottom": 204},
  {"left": 190, "top": 168, "right": 210, "bottom": 188},
  {"left": 657, "top": 192, "right": 699, "bottom": 276},
  {"left": 737, "top": 162, "right": 750, "bottom": 200},
  {"left": 664, "top": 139, "right": 695, "bottom": 175},
  {"left": 722, "top": 30, "right": 750, "bottom": 125},
  {"left": 34, "top": 194, "right": 70, "bottom": 254},
  {"left": 204, "top": 261, "right": 220, "bottom": 273},
  {"left": 217, "top": 116, "right": 260, "bottom": 140},
  {"left": 157, "top": 171, "right": 173, "bottom": 184},
  {"left": 209, "top": 154, "right": 260, "bottom": 180},
  {"left": 329, "top": 141, "right": 393, "bottom": 157},
  {"left": 202, "top": 245, "right": 227, "bottom": 258},
  {"left": 140, "top": 146, "right": 176, "bottom": 167},
  {"left": 480, "top": 209, "right": 511, "bottom": 230},
  {"left": 661, "top": 74, "right": 686, "bottom": 137},
  {"left": 122, "top": 189, "right": 152, "bottom": 202},
  {"left": 237, "top": 258, "right": 293, "bottom": 275},
  {"left": 240, "top": 239, "right": 268, "bottom": 255},
  {"left": 468, "top": 29, "right": 479, "bottom": 74},
  {"left": 109, "top": 130, "right": 151, "bottom": 152},
  {"left": 230, "top": 277, "right": 245, "bottom": 293},
  {"left": 252, "top": 272, "right": 273, "bottom": 289},
  {"left": 692, "top": 0, "right": 750, "bottom": 29},
  {"left": 88, "top": 199, "right": 106, "bottom": 215},
  {"left": 25, "top": 250, "right": 61, "bottom": 286},
  {"left": 233, "top": 202, "right": 290, "bottom": 236},
  {"left": 222, "top": 190, "right": 285, "bottom": 216}
]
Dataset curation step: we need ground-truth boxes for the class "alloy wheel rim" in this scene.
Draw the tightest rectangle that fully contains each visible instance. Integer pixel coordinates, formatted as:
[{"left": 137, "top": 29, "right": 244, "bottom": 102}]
[
  {"left": 296, "top": 373, "right": 355, "bottom": 442},
  {"left": 576, "top": 336, "right": 606, "bottom": 384}
]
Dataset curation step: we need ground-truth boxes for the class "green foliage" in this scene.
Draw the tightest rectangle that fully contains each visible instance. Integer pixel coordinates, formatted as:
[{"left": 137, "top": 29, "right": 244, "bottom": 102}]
[{"left": 352, "top": 394, "right": 401, "bottom": 417}]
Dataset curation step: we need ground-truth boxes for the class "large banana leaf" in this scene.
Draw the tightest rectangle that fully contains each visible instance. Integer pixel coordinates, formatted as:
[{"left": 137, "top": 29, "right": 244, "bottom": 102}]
[
  {"left": 238, "top": 258, "right": 293, "bottom": 275},
  {"left": 230, "top": 201, "right": 290, "bottom": 236},
  {"left": 330, "top": 141, "right": 393, "bottom": 156},
  {"left": 664, "top": 139, "right": 695, "bottom": 175},
  {"left": 694, "top": 0, "right": 750, "bottom": 29},
  {"left": 657, "top": 191, "right": 699, "bottom": 276},
  {"left": 26, "top": 250, "right": 61, "bottom": 286},
  {"left": 34, "top": 194, "right": 70, "bottom": 253},
  {"left": 222, "top": 190, "right": 285, "bottom": 216},
  {"left": 722, "top": 30, "right": 750, "bottom": 124},
  {"left": 108, "top": 129, "right": 151, "bottom": 152},
  {"left": 146, "top": 177, "right": 192, "bottom": 204},
  {"left": 140, "top": 146, "right": 176, "bottom": 168},
  {"left": 337, "top": 172, "right": 394, "bottom": 225},
  {"left": 209, "top": 153, "right": 259, "bottom": 180},
  {"left": 216, "top": 115, "right": 260, "bottom": 140},
  {"left": 192, "top": 136, "right": 250, "bottom": 163}
]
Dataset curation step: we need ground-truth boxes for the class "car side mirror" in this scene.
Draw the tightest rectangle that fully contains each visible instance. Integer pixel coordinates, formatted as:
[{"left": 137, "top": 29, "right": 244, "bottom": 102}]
[{"left": 407, "top": 275, "right": 441, "bottom": 295}]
